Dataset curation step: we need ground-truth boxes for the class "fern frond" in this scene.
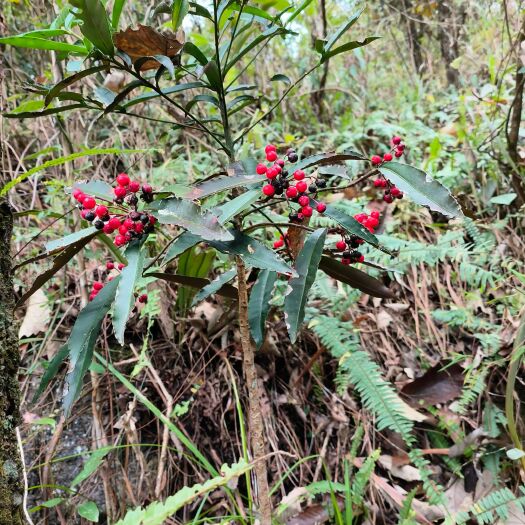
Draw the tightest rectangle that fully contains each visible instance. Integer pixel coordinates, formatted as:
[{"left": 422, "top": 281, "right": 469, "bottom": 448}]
[
  {"left": 454, "top": 365, "right": 489, "bottom": 415},
  {"left": 352, "top": 450, "right": 380, "bottom": 506},
  {"left": 398, "top": 488, "right": 418, "bottom": 525},
  {"left": 409, "top": 450, "right": 445, "bottom": 505}
]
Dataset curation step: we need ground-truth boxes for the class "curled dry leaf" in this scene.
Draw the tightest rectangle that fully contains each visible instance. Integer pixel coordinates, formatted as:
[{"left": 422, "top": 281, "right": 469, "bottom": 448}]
[
  {"left": 401, "top": 362, "right": 464, "bottom": 406},
  {"left": 114, "top": 24, "right": 184, "bottom": 70}
]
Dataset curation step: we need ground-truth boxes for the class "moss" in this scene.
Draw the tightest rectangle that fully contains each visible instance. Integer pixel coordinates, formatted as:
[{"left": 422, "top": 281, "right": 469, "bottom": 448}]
[{"left": 0, "top": 201, "right": 23, "bottom": 525}]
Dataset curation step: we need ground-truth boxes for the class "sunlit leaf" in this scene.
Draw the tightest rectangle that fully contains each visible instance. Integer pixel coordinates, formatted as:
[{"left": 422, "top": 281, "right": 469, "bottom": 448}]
[{"left": 69, "top": 0, "right": 114, "bottom": 56}]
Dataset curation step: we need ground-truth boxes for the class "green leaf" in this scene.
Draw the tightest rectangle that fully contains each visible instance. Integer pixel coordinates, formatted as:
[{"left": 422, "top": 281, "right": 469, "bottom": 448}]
[
  {"left": 270, "top": 73, "right": 291, "bottom": 84},
  {"left": 379, "top": 162, "right": 463, "bottom": 218},
  {"left": 114, "top": 461, "right": 253, "bottom": 525},
  {"left": 490, "top": 193, "right": 517, "bottom": 205},
  {"left": 149, "top": 198, "right": 234, "bottom": 241},
  {"left": 163, "top": 232, "right": 201, "bottom": 265},
  {"left": 63, "top": 276, "right": 121, "bottom": 415},
  {"left": 203, "top": 60, "right": 222, "bottom": 91},
  {"left": 323, "top": 204, "right": 381, "bottom": 249},
  {"left": 192, "top": 269, "right": 237, "bottom": 306},
  {"left": 1, "top": 147, "right": 146, "bottom": 196},
  {"left": 293, "top": 149, "right": 367, "bottom": 172},
  {"left": 189, "top": 2, "right": 213, "bottom": 20},
  {"left": 318, "top": 256, "right": 395, "bottom": 299},
  {"left": 154, "top": 55, "right": 176, "bottom": 79},
  {"left": 45, "top": 65, "right": 108, "bottom": 107},
  {"left": 123, "top": 81, "right": 206, "bottom": 108},
  {"left": 72, "top": 179, "right": 114, "bottom": 201},
  {"left": 215, "top": 189, "right": 260, "bottom": 224},
  {"left": 33, "top": 345, "right": 70, "bottom": 402},
  {"left": 507, "top": 448, "right": 525, "bottom": 460},
  {"left": 111, "top": 0, "right": 127, "bottom": 29},
  {"left": 172, "top": 0, "right": 190, "bottom": 30},
  {"left": 284, "top": 229, "right": 327, "bottom": 343},
  {"left": 113, "top": 241, "right": 146, "bottom": 345},
  {"left": 182, "top": 173, "right": 262, "bottom": 199},
  {"left": 323, "top": 6, "right": 363, "bottom": 52},
  {"left": 321, "top": 37, "right": 380, "bottom": 62},
  {"left": 71, "top": 447, "right": 112, "bottom": 487},
  {"left": 248, "top": 269, "right": 277, "bottom": 348},
  {"left": 4, "top": 103, "right": 87, "bottom": 119},
  {"left": 287, "top": 0, "right": 314, "bottom": 24},
  {"left": 18, "top": 230, "right": 98, "bottom": 307},
  {"left": 77, "top": 501, "right": 99, "bottom": 522},
  {"left": 182, "top": 42, "right": 209, "bottom": 65},
  {"left": 45, "top": 227, "right": 97, "bottom": 253},
  {"left": 146, "top": 272, "right": 238, "bottom": 300},
  {"left": 0, "top": 35, "right": 88, "bottom": 54},
  {"left": 69, "top": 0, "right": 114, "bottom": 56},
  {"left": 209, "top": 230, "right": 297, "bottom": 276}
]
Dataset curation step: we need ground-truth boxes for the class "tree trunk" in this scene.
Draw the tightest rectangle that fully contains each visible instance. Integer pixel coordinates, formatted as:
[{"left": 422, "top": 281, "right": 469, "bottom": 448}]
[
  {"left": 401, "top": 0, "right": 425, "bottom": 75},
  {"left": 310, "top": 0, "right": 330, "bottom": 121},
  {"left": 0, "top": 200, "right": 24, "bottom": 525},
  {"left": 436, "top": 1, "right": 463, "bottom": 87}
]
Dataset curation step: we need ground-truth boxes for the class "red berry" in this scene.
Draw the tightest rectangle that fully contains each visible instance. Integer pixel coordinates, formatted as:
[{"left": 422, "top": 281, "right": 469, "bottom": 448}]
[
  {"left": 336, "top": 240, "right": 347, "bottom": 251},
  {"left": 89, "top": 293, "right": 97, "bottom": 301},
  {"left": 103, "top": 224, "right": 114, "bottom": 234},
  {"left": 266, "top": 151, "right": 277, "bottom": 162},
  {"left": 124, "top": 231, "right": 132, "bottom": 241},
  {"left": 114, "top": 186, "right": 127, "bottom": 198},
  {"left": 370, "top": 210, "right": 380, "bottom": 219},
  {"left": 108, "top": 217, "right": 121, "bottom": 230},
  {"left": 142, "top": 183, "right": 153, "bottom": 193},
  {"left": 354, "top": 213, "right": 367, "bottom": 223},
  {"left": 296, "top": 181, "right": 307, "bottom": 193},
  {"left": 106, "top": 262, "right": 115, "bottom": 270},
  {"left": 265, "top": 144, "right": 276, "bottom": 154},
  {"left": 298, "top": 195, "right": 309, "bottom": 207},
  {"left": 371, "top": 155, "right": 382, "bottom": 166},
  {"left": 286, "top": 187, "right": 298, "bottom": 198},
  {"left": 383, "top": 194, "right": 394, "bottom": 203},
  {"left": 256, "top": 163, "right": 267, "bottom": 175},
  {"left": 392, "top": 136, "right": 402, "bottom": 146},
  {"left": 273, "top": 164, "right": 282, "bottom": 174},
  {"left": 83, "top": 197, "right": 96, "bottom": 209},
  {"left": 81, "top": 210, "right": 89, "bottom": 219},
  {"left": 138, "top": 294, "right": 148, "bottom": 303},
  {"left": 341, "top": 258, "right": 350, "bottom": 265},
  {"left": 381, "top": 180, "right": 388, "bottom": 188},
  {"left": 118, "top": 263, "right": 125, "bottom": 270},
  {"left": 118, "top": 225, "right": 128, "bottom": 235},
  {"left": 273, "top": 239, "right": 284, "bottom": 249},
  {"left": 262, "top": 184, "right": 275, "bottom": 197},
  {"left": 117, "top": 173, "right": 130, "bottom": 186},
  {"left": 128, "top": 181, "right": 140, "bottom": 193},
  {"left": 73, "top": 189, "right": 84, "bottom": 201},
  {"left": 134, "top": 222, "right": 144, "bottom": 233},
  {"left": 395, "top": 150, "right": 403, "bottom": 158},
  {"left": 123, "top": 218, "right": 134, "bottom": 229},
  {"left": 293, "top": 170, "right": 305, "bottom": 181},
  {"left": 390, "top": 187, "right": 401, "bottom": 197},
  {"left": 316, "top": 202, "right": 326, "bottom": 213},
  {"left": 373, "top": 179, "right": 383, "bottom": 187},
  {"left": 397, "top": 144, "right": 405, "bottom": 151},
  {"left": 114, "top": 235, "right": 126, "bottom": 246},
  {"left": 266, "top": 168, "right": 278, "bottom": 179},
  {"left": 276, "top": 159, "right": 285, "bottom": 167},
  {"left": 95, "top": 205, "right": 108, "bottom": 218},
  {"left": 395, "top": 192, "right": 404, "bottom": 199},
  {"left": 297, "top": 213, "right": 304, "bottom": 221},
  {"left": 365, "top": 217, "right": 379, "bottom": 228},
  {"left": 149, "top": 216, "right": 156, "bottom": 225},
  {"left": 358, "top": 255, "right": 365, "bottom": 263},
  {"left": 301, "top": 206, "right": 313, "bottom": 217},
  {"left": 93, "top": 282, "right": 104, "bottom": 291},
  {"left": 383, "top": 153, "right": 393, "bottom": 162}
]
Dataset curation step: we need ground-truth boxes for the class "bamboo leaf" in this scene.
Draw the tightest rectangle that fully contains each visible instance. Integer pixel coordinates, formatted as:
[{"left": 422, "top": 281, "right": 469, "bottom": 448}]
[
  {"left": 284, "top": 228, "right": 327, "bottom": 343},
  {"left": 248, "top": 269, "right": 277, "bottom": 348},
  {"left": 379, "top": 162, "right": 463, "bottom": 218}
]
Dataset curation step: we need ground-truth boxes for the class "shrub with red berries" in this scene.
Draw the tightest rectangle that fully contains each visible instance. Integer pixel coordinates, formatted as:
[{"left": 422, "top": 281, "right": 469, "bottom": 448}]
[{"left": 72, "top": 174, "right": 156, "bottom": 248}]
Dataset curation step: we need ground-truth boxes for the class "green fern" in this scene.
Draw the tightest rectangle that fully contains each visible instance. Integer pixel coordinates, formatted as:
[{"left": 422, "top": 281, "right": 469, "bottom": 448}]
[
  {"left": 397, "top": 488, "right": 418, "bottom": 525},
  {"left": 454, "top": 365, "right": 489, "bottom": 415},
  {"left": 409, "top": 450, "right": 445, "bottom": 505},
  {"left": 351, "top": 450, "right": 380, "bottom": 506}
]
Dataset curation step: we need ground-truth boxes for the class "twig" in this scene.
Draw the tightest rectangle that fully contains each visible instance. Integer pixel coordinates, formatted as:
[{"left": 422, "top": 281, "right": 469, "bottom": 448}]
[{"left": 15, "top": 428, "right": 34, "bottom": 525}]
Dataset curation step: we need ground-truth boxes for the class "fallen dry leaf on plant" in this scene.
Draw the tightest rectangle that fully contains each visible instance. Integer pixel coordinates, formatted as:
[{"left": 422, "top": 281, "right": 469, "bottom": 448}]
[{"left": 114, "top": 25, "right": 184, "bottom": 70}]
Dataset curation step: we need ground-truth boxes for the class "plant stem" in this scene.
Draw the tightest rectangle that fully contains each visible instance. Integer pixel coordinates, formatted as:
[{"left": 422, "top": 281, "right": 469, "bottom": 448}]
[{"left": 235, "top": 256, "right": 272, "bottom": 525}]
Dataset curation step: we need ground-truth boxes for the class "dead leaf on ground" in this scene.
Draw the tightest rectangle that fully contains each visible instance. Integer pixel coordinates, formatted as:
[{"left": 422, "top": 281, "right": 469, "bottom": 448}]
[
  {"left": 401, "top": 362, "right": 464, "bottom": 406},
  {"left": 378, "top": 454, "right": 421, "bottom": 481},
  {"left": 114, "top": 25, "right": 184, "bottom": 70},
  {"left": 19, "top": 288, "right": 50, "bottom": 338}
]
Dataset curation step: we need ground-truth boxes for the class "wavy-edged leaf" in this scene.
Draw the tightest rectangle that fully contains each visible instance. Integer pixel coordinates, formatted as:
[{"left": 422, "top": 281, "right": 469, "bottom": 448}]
[
  {"left": 323, "top": 204, "right": 381, "bottom": 248},
  {"left": 163, "top": 232, "right": 201, "bottom": 265},
  {"left": 45, "top": 65, "right": 108, "bottom": 106},
  {"left": 45, "top": 226, "right": 98, "bottom": 253},
  {"left": 69, "top": 0, "right": 114, "bottom": 56},
  {"left": 114, "top": 460, "right": 253, "bottom": 525},
  {"left": 17, "top": 230, "right": 98, "bottom": 307},
  {"left": 284, "top": 229, "right": 327, "bottom": 343},
  {"left": 182, "top": 174, "right": 261, "bottom": 199},
  {"left": 379, "top": 162, "right": 463, "bottom": 218},
  {"left": 293, "top": 149, "right": 366, "bottom": 172},
  {"left": 209, "top": 230, "right": 297, "bottom": 276},
  {"left": 248, "top": 269, "right": 277, "bottom": 348},
  {"left": 72, "top": 179, "right": 113, "bottom": 201},
  {"left": 1, "top": 147, "right": 146, "bottom": 196},
  {"left": 215, "top": 189, "right": 259, "bottom": 224},
  {"left": 63, "top": 276, "right": 121, "bottom": 415},
  {"left": 149, "top": 198, "right": 234, "bottom": 241},
  {"left": 192, "top": 268, "right": 237, "bottom": 306},
  {"left": 172, "top": 0, "right": 190, "bottom": 30},
  {"left": 146, "top": 272, "right": 238, "bottom": 299},
  {"left": 319, "top": 256, "right": 395, "bottom": 299},
  {"left": 0, "top": 35, "right": 88, "bottom": 54},
  {"left": 113, "top": 241, "right": 147, "bottom": 345}
]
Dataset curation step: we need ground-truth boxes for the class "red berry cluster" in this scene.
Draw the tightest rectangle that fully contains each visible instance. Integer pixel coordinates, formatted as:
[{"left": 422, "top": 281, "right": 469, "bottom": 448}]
[
  {"left": 72, "top": 173, "right": 156, "bottom": 248},
  {"left": 257, "top": 144, "right": 327, "bottom": 223},
  {"left": 370, "top": 136, "right": 407, "bottom": 203},
  {"left": 88, "top": 261, "right": 126, "bottom": 301}
]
